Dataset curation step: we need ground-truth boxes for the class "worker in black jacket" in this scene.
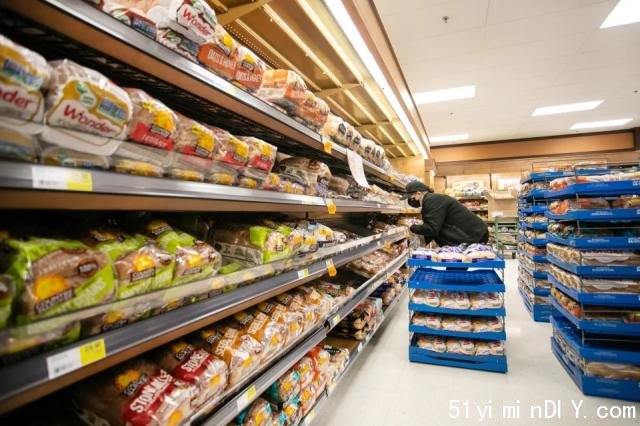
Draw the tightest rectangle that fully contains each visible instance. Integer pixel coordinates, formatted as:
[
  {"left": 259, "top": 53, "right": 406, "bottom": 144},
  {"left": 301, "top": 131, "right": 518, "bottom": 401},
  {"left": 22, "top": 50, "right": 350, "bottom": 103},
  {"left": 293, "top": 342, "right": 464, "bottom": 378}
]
[{"left": 403, "top": 181, "right": 489, "bottom": 246}]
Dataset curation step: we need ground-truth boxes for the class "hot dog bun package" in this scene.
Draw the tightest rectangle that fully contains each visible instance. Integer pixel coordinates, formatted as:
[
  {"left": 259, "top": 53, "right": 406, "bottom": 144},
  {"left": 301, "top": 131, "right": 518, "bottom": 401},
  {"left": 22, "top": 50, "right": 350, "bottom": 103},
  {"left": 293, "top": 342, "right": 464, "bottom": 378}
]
[
  {"left": 73, "top": 359, "right": 192, "bottom": 426},
  {"left": 152, "top": 340, "right": 228, "bottom": 408},
  {"left": 0, "top": 35, "right": 50, "bottom": 127},
  {"left": 193, "top": 323, "right": 262, "bottom": 386}
]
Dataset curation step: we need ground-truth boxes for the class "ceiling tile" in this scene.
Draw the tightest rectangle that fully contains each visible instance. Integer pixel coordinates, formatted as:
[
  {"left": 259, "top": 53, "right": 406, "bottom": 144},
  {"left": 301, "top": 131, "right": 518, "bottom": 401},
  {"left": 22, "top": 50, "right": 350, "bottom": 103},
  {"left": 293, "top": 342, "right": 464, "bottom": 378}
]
[{"left": 487, "top": 0, "right": 612, "bottom": 25}]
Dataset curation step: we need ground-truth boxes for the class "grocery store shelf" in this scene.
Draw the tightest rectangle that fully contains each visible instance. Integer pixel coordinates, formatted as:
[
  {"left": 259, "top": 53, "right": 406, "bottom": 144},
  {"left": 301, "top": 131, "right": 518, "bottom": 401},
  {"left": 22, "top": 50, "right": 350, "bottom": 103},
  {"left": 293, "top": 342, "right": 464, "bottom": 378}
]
[
  {"left": 408, "top": 303, "right": 506, "bottom": 317},
  {"left": 547, "top": 254, "right": 640, "bottom": 278},
  {"left": 408, "top": 324, "right": 506, "bottom": 341},
  {"left": 0, "top": 0, "right": 403, "bottom": 191},
  {"left": 409, "top": 268, "right": 505, "bottom": 292},
  {"left": 546, "top": 233, "right": 640, "bottom": 249},
  {"left": 409, "top": 336, "right": 508, "bottom": 373},
  {"left": 545, "top": 180, "right": 640, "bottom": 199},
  {"left": 407, "top": 257, "right": 506, "bottom": 269},
  {"left": 518, "top": 263, "right": 548, "bottom": 280},
  {"left": 520, "top": 222, "right": 548, "bottom": 231},
  {"left": 0, "top": 162, "right": 401, "bottom": 213},
  {"left": 0, "top": 229, "right": 407, "bottom": 414},
  {"left": 546, "top": 209, "right": 640, "bottom": 221},
  {"left": 548, "top": 275, "right": 640, "bottom": 308},
  {"left": 521, "top": 205, "right": 548, "bottom": 214}
]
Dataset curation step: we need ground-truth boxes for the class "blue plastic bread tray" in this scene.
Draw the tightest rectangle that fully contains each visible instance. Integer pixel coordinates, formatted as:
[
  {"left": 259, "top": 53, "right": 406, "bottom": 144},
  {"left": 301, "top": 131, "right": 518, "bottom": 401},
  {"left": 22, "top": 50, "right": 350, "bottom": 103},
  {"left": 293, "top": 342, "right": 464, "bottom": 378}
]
[
  {"left": 409, "top": 268, "right": 505, "bottom": 292},
  {"left": 518, "top": 287, "right": 552, "bottom": 322},
  {"left": 548, "top": 274, "right": 640, "bottom": 308},
  {"left": 523, "top": 222, "right": 548, "bottom": 231},
  {"left": 409, "top": 324, "right": 506, "bottom": 341},
  {"left": 519, "top": 250, "right": 548, "bottom": 263},
  {"left": 545, "top": 180, "right": 640, "bottom": 199},
  {"left": 546, "top": 233, "right": 640, "bottom": 250},
  {"left": 546, "top": 208, "right": 640, "bottom": 221},
  {"left": 523, "top": 236, "right": 547, "bottom": 246},
  {"left": 518, "top": 263, "right": 548, "bottom": 280},
  {"left": 547, "top": 254, "right": 640, "bottom": 278},
  {"left": 551, "top": 315, "right": 640, "bottom": 364},
  {"left": 521, "top": 189, "right": 549, "bottom": 200},
  {"left": 409, "top": 303, "right": 506, "bottom": 317},
  {"left": 551, "top": 338, "right": 640, "bottom": 402},
  {"left": 521, "top": 171, "right": 575, "bottom": 184},
  {"left": 521, "top": 205, "right": 548, "bottom": 214},
  {"left": 409, "top": 342, "right": 507, "bottom": 373},
  {"left": 408, "top": 257, "right": 505, "bottom": 269},
  {"left": 550, "top": 294, "right": 640, "bottom": 337}
]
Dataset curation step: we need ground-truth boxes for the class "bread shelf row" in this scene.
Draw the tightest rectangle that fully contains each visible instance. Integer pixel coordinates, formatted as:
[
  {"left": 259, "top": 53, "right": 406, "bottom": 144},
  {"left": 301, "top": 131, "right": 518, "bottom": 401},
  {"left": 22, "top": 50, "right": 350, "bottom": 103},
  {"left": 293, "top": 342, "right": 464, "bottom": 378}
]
[
  {"left": 520, "top": 221, "right": 548, "bottom": 231},
  {"left": 518, "top": 264, "right": 548, "bottom": 280},
  {"left": 520, "top": 236, "right": 547, "bottom": 246},
  {"left": 548, "top": 274, "right": 640, "bottom": 308},
  {"left": 519, "top": 250, "right": 548, "bottom": 264},
  {"left": 547, "top": 254, "right": 640, "bottom": 278},
  {"left": 0, "top": 228, "right": 407, "bottom": 414},
  {"left": 520, "top": 205, "right": 548, "bottom": 214},
  {"left": 0, "top": 162, "right": 401, "bottom": 213},
  {"left": 408, "top": 303, "right": 506, "bottom": 317},
  {"left": 0, "top": 0, "right": 404, "bottom": 192},
  {"left": 545, "top": 180, "right": 640, "bottom": 199},
  {"left": 546, "top": 233, "right": 640, "bottom": 249},
  {"left": 407, "top": 257, "right": 506, "bottom": 269},
  {"left": 408, "top": 324, "right": 506, "bottom": 341},
  {"left": 546, "top": 209, "right": 640, "bottom": 221},
  {"left": 197, "top": 250, "right": 409, "bottom": 426}
]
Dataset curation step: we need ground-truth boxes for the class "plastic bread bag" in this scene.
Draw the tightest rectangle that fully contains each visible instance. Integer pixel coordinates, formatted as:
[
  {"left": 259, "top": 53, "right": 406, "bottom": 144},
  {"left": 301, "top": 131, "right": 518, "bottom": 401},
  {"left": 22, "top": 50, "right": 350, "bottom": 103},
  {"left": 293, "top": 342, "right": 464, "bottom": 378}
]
[
  {"left": 475, "top": 341, "right": 504, "bottom": 356},
  {"left": 152, "top": 340, "right": 228, "bottom": 409},
  {"left": 612, "top": 195, "right": 640, "bottom": 209},
  {"left": 313, "top": 281, "right": 354, "bottom": 301},
  {"left": 470, "top": 292, "right": 502, "bottom": 309},
  {"left": 125, "top": 88, "right": 179, "bottom": 150},
  {"left": 298, "top": 381, "right": 319, "bottom": 417},
  {"left": 256, "top": 299, "right": 304, "bottom": 344},
  {"left": 240, "top": 136, "right": 277, "bottom": 173},
  {"left": 255, "top": 70, "right": 307, "bottom": 115},
  {"left": 174, "top": 114, "right": 217, "bottom": 159},
  {"left": 157, "top": 28, "right": 199, "bottom": 62},
  {"left": 308, "top": 345, "right": 331, "bottom": 377},
  {"left": 415, "top": 335, "right": 446, "bottom": 353},
  {"left": 440, "top": 291, "right": 470, "bottom": 310},
  {"left": 81, "top": 300, "right": 152, "bottom": 337},
  {"left": 97, "top": 0, "right": 159, "bottom": 39},
  {"left": 209, "top": 127, "right": 249, "bottom": 167},
  {"left": 412, "top": 313, "right": 441, "bottom": 329},
  {"left": 206, "top": 160, "right": 239, "bottom": 186},
  {"left": 0, "top": 126, "right": 39, "bottom": 163},
  {"left": 0, "top": 275, "right": 15, "bottom": 329},
  {"left": 237, "top": 170, "right": 266, "bottom": 190},
  {"left": 0, "top": 320, "right": 81, "bottom": 363},
  {"left": 45, "top": 60, "right": 132, "bottom": 139},
  {"left": 276, "top": 396, "right": 300, "bottom": 426},
  {"left": 295, "top": 91, "right": 329, "bottom": 130},
  {"left": 266, "top": 367, "right": 300, "bottom": 404},
  {"left": 276, "top": 292, "right": 316, "bottom": 330},
  {"left": 41, "top": 143, "right": 110, "bottom": 170},
  {"left": 441, "top": 316, "right": 472, "bottom": 332},
  {"left": 276, "top": 157, "right": 332, "bottom": 197},
  {"left": 583, "top": 361, "right": 640, "bottom": 381},
  {"left": 73, "top": 359, "right": 192, "bottom": 426},
  {"left": 234, "top": 46, "right": 265, "bottom": 92},
  {"left": 320, "top": 114, "right": 349, "bottom": 147},
  {"left": 308, "top": 222, "right": 336, "bottom": 248},
  {"left": 193, "top": 323, "right": 262, "bottom": 387},
  {"left": 235, "top": 397, "right": 275, "bottom": 426},
  {"left": 151, "top": 0, "right": 218, "bottom": 45},
  {"left": 4, "top": 237, "right": 115, "bottom": 323},
  {"left": 549, "top": 198, "right": 611, "bottom": 214},
  {"left": 295, "top": 286, "right": 332, "bottom": 322},
  {"left": 260, "top": 220, "right": 304, "bottom": 257},
  {"left": 198, "top": 25, "right": 239, "bottom": 81},
  {"left": 471, "top": 317, "right": 503, "bottom": 333},
  {"left": 294, "top": 356, "right": 315, "bottom": 389},
  {"left": 328, "top": 175, "right": 349, "bottom": 197},
  {"left": 232, "top": 309, "right": 286, "bottom": 362},
  {"left": 112, "top": 140, "right": 175, "bottom": 177},
  {"left": 446, "top": 338, "right": 476, "bottom": 355},
  {"left": 212, "top": 224, "right": 289, "bottom": 265},
  {"left": 80, "top": 227, "right": 174, "bottom": 298},
  {"left": 168, "top": 153, "right": 215, "bottom": 182},
  {"left": 356, "top": 137, "right": 375, "bottom": 159},
  {"left": 0, "top": 34, "right": 50, "bottom": 123},
  {"left": 141, "top": 219, "right": 221, "bottom": 285}
]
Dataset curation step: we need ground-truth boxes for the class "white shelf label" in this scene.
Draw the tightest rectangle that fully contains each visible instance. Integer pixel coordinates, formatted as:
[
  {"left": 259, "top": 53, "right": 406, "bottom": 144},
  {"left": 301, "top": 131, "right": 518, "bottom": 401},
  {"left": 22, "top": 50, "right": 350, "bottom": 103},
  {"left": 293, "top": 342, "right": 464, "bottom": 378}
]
[
  {"left": 297, "top": 268, "right": 310, "bottom": 279},
  {"left": 236, "top": 385, "right": 257, "bottom": 410},
  {"left": 346, "top": 149, "right": 370, "bottom": 189},
  {"left": 47, "top": 339, "right": 106, "bottom": 379},
  {"left": 32, "top": 167, "right": 93, "bottom": 192}
]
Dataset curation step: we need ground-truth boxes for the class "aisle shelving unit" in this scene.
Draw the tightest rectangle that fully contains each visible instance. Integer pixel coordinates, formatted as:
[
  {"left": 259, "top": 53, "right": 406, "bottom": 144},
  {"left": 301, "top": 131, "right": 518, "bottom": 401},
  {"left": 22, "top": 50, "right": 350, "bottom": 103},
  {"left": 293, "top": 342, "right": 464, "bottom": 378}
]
[
  {"left": 545, "top": 174, "right": 640, "bottom": 402},
  {"left": 517, "top": 170, "right": 553, "bottom": 322},
  {"left": 493, "top": 217, "right": 518, "bottom": 259},
  {"left": 406, "top": 257, "right": 508, "bottom": 373}
]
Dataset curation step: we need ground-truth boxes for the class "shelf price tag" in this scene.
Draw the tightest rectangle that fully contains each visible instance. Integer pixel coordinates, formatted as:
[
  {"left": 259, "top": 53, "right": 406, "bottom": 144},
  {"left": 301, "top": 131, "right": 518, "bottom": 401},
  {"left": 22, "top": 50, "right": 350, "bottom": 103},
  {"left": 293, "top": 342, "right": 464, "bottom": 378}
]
[
  {"left": 236, "top": 385, "right": 257, "bottom": 410},
  {"left": 330, "top": 314, "right": 341, "bottom": 327},
  {"left": 304, "top": 410, "right": 316, "bottom": 425},
  {"left": 323, "top": 139, "right": 332, "bottom": 154},
  {"left": 47, "top": 338, "right": 106, "bottom": 379},
  {"left": 32, "top": 167, "right": 93, "bottom": 192},
  {"left": 325, "top": 199, "right": 336, "bottom": 214},
  {"left": 326, "top": 258, "right": 337, "bottom": 277},
  {"left": 297, "top": 268, "right": 310, "bottom": 279}
]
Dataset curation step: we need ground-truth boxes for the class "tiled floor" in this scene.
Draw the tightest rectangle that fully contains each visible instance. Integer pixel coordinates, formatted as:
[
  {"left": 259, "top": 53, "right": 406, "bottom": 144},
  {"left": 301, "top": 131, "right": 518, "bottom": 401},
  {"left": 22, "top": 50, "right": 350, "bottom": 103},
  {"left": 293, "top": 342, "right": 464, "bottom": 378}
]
[{"left": 314, "top": 260, "right": 640, "bottom": 426}]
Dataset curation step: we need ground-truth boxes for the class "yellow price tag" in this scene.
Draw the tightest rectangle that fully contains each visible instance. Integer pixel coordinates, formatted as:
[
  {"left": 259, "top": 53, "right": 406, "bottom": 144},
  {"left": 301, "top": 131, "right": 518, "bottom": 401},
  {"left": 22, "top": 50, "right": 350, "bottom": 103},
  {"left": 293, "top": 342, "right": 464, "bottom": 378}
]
[
  {"left": 297, "top": 268, "right": 309, "bottom": 279},
  {"left": 331, "top": 314, "right": 341, "bottom": 326},
  {"left": 246, "top": 385, "right": 257, "bottom": 400},
  {"left": 326, "top": 199, "right": 337, "bottom": 215},
  {"left": 66, "top": 170, "right": 93, "bottom": 191},
  {"left": 306, "top": 410, "right": 316, "bottom": 424},
  {"left": 326, "top": 258, "right": 337, "bottom": 277},
  {"left": 323, "top": 140, "right": 332, "bottom": 154},
  {"left": 79, "top": 339, "right": 106, "bottom": 366}
]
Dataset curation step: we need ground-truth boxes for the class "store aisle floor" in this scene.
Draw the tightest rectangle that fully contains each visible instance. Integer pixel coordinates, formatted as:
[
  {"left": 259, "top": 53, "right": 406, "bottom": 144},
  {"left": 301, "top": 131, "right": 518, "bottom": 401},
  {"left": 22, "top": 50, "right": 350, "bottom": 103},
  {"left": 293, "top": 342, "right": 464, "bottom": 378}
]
[{"left": 315, "top": 260, "right": 639, "bottom": 426}]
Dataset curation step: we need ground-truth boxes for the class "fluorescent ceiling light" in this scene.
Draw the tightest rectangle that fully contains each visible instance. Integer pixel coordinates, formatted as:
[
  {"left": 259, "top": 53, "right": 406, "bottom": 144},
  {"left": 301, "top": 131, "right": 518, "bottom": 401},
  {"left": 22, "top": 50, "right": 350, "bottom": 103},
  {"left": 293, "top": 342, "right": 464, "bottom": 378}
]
[
  {"left": 430, "top": 133, "right": 469, "bottom": 143},
  {"left": 601, "top": 0, "right": 640, "bottom": 28},
  {"left": 414, "top": 85, "right": 476, "bottom": 105},
  {"left": 570, "top": 118, "right": 632, "bottom": 130},
  {"left": 532, "top": 100, "right": 603, "bottom": 116},
  {"left": 325, "top": 0, "right": 429, "bottom": 158}
]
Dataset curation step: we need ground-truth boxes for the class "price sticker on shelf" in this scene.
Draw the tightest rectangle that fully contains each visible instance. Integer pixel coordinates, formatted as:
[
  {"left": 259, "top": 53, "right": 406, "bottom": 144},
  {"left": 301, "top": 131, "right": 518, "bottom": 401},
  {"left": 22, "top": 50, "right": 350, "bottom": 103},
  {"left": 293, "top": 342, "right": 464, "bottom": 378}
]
[
  {"left": 236, "top": 385, "right": 257, "bottom": 410},
  {"left": 47, "top": 338, "right": 106, "bottom": 379},
  {"left": 305, "top": 410, "right": 316, "bottom": 425},
  {"left": 325, "top": 199, "right": 337, "bottom": 214},
  {"left": 326, "top": 258, "right": 337, "bottom": 277},
  {"left": 327, "top": 383, "right": 336, "bottom": 395},
  {"left": 330, "top": 314, "right": 341, "bottom": 327},
  {"left": 32, "top": 167, "right": 93, "bottom": 192},
  {"left": 357, "top": 342, "right": 364, "bottom": 353},
  {"left": 297, "top": 268, "right": 310, "bottom": 279},
  {"left": 323, "top": 139, "right": 332, "bottom": 154}
]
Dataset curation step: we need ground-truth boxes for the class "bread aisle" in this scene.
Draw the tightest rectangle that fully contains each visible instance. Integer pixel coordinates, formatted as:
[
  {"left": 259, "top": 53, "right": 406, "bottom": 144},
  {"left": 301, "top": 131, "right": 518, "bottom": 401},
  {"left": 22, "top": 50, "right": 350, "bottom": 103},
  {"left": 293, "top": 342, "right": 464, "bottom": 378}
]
[{"left": 314, "top": 259, "right": 639, "bottom": 426}]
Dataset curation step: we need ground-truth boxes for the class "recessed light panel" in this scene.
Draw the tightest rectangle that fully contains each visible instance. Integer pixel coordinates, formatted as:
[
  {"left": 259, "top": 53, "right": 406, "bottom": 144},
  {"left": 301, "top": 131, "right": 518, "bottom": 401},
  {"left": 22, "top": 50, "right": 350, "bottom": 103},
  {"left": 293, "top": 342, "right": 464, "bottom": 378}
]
[
  {"left": 570, "top": 118, "right": 632, "bottom": 130},
  {"left": 430, "top": 133, "right": 469, "bottom": 143},
  {"left": 532, "top": 100, "right": 603, "bottom": 116},
  {"left": 601, "top": 0, "right": 640, "bottom": 28},
  {"left": 414, "top": 86, "right": 476, "bottom": 105}
]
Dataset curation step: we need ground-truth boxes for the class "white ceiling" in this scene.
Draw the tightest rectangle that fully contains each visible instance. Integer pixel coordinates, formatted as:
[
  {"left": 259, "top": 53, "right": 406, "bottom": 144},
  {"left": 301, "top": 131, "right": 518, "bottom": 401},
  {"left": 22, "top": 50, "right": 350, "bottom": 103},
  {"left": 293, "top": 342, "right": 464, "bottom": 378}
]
[{"left": 374, "top": 0, "right": 640, "bottom": 146}]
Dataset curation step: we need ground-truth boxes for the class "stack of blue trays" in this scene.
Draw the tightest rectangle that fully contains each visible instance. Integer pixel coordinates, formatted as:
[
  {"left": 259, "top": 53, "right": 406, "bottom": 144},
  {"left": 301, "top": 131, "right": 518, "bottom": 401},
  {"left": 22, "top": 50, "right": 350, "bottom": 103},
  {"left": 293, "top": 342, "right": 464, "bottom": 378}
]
[{"left": 407, "top": 257, "right": 507, "bottom": 373}]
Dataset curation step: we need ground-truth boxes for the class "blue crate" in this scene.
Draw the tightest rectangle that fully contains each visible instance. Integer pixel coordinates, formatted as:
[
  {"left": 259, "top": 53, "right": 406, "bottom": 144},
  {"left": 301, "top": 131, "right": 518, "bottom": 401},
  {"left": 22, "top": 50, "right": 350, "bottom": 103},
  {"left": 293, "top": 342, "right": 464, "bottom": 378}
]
[
  {"left": 548, "top": 274, "right": 640, "bottom": 308},
  {"left": 546, "top": 233, "right": 640, "bottom": 249},
  {"left": 408, "top": 257, "right": 505, "bottom": 269},
  {"left": 409, "top": 268, "right": 505, "bottom": 292},
  {"left": 518, "top": 263, "right": 548, "bottom": 280},
  {"left": 551, "top": 316, "right": 640, "bottom": 364},
  {"left": 409, "top": 324, "right": 506, "bottom": 341},
  {"left": 545, "top": 180, "right": 640, "bottom": 199},
  {"left": 547, "top": 254, "right": 640, "bottom": 278},
  {"left": 521, "top": 189, "right": 549, "bottom": 200},
  {"left": 518, "top": 287, "right": 552, "bottom": 322},
  {"left": 519, "top": 250, "right": 548, "bottom": 263},
  {"left": 546, "top": 208, "right": 640, "bottom": 221},
  {"left": 551, "top": 338, "right": 640, "bottom": 402},
  {"left": 521, "top": 205, "right": 548, "bottom": 214},
  {"left": 409, "top": 303, "right": 506, "bottom": 317},
  {"left": 522, "top": 222, "right": 548, "bottom": 231},
  {"left": 523, "top": 236, "right": 547, "bottom": 246},
  {"left": 521, "top": 171, "right": 576, "bottom": 184},
  {"left": 550, "top": 295, "right": 640, "bottom": 337},
  {"left": 409, "top": 344, "right": 507, "bottom": 373}
]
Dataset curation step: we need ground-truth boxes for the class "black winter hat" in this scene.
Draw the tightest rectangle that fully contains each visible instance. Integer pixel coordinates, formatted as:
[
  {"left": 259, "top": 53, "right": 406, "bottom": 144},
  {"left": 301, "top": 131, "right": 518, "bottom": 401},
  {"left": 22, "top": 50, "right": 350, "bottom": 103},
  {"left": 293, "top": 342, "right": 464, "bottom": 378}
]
[{"left": 401, "top": 181, "right": 433, "bottom": 198}]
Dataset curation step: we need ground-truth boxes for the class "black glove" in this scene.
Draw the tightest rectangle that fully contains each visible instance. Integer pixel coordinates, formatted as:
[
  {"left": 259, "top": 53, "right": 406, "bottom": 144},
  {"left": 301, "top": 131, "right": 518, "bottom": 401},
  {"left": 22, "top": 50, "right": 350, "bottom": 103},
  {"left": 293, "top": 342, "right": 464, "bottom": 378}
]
[{"left": 409, "top": 224, "right": 423, "bottom": 234}]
